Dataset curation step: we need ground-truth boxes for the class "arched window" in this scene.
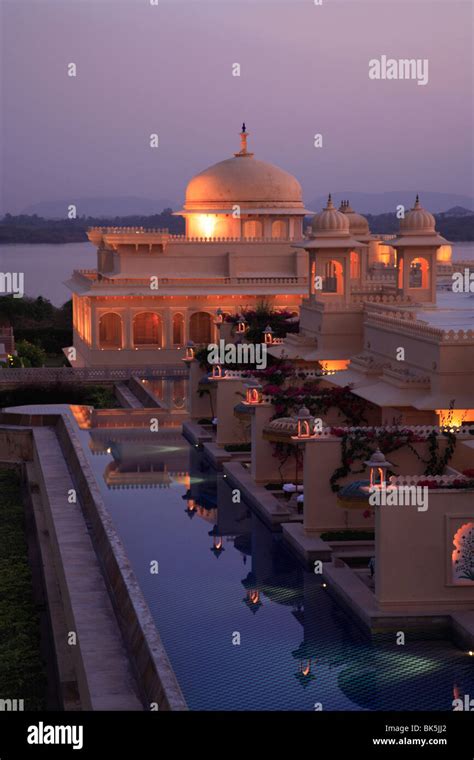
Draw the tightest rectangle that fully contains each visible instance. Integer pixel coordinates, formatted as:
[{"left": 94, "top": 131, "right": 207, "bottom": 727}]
[
  {"left": 409, "top": 257, "right": 429, "bottom": 289},
  {"left": 189, "top": 312, "right": 212, "bottom": 344},
  {"left": 322, "top": 260, "right": 343, "bottom": 294},
  {"left": 243, "top": 220, "right": 262, "bottom": 239},
  {"left": 350, "top": 251, "right": 360, "bottom": 279},
  {"left": 133, "top": 312, "right": 162, "bottom": 347},
  {"left": 172, "top": 313, "right": 184, "bottom": 346},
  {"left": 272, "top": 220, "right": 287, "bottom": 239},
  {"left": 99, "top": 313, "right": 122, "bottom": 349}
]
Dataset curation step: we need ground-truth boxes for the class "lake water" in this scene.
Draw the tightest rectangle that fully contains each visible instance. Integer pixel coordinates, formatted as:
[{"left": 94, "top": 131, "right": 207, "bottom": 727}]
[{"left": 0, "top": 241, "right": 473, "bottom": 306}]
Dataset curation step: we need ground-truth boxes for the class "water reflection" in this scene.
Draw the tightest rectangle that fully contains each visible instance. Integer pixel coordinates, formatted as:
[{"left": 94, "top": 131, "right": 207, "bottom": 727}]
[{"left": 74, "top": 418, "right": 474, "bottom": 710}]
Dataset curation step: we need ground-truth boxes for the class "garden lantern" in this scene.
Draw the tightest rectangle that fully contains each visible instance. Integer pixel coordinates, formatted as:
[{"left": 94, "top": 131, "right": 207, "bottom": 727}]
[
  {"left": 245, "top": 381, "right": 263, "bottom": 405},
  {"left": 295, "top": 405, "right": 313, "bottom": 439},
  {"left": 263, "top": 325, "right": 274, "bottom": 344},
  {"left": 211, "top": 364, "right": 225, "bottom": 379},
  {"left": 364, "top": 448, "right": 392, "bottom": 488},
  {"left": 183, "top": 340, "right": 195, "bottom": 362},
  {"left": 214, "top": 307, "right": 223, "bottom": 325},
  {"left": 236, "top": 314, "right": 247, "bottom": 333}
]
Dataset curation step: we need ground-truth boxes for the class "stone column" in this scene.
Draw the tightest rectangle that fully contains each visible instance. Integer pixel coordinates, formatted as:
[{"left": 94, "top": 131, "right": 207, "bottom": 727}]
[
  {"left": 215, "top": 377, "right": 247, "bottom": 446},
  {"left": 124, "top": 310, "right": 133, "bottom": 349},
  {"left": 188, "top": 361, "right": 215, "bottom": 420}
]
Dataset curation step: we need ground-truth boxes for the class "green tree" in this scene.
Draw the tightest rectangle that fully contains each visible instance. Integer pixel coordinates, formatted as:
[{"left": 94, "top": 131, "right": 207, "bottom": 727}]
[{"left": 15, "top": 340, "right": 46, "bottom": 367}]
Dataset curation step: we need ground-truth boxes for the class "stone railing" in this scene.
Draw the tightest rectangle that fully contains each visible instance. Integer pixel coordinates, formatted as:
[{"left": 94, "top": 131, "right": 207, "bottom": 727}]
[
  {"left": 0, "top": 366, "right": 188, "bottom": 384},
  {"left": 89, "top": 227, "right": 170, "bottom": 235},
  {"left": 167, "top": 235, "right": 298, "bottom": 244},
  {"left": 309, "top": 424, "right": 473, "bottom": 439},
  {"left": 389, "top": 474, "right": 469, "bottom": 487},
  {"left": 365, "top": 310, "right": 445, "bottom": 338},
  {"left": 73, "top": 271, "right": 307, "bottom": 289},
  {"left": 381, "top": 362, "right": 430, "bottom": 385}
]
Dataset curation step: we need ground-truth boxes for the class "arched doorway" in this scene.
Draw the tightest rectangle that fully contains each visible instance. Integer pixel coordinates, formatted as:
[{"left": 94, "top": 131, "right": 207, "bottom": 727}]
[
  {"left": 189, "top": 312, "right": 212, "bottom": 344},
  {"left": 409, "top": 257, "right": 429, "bottom": 289},
  {"left": 322, "top": 260, "right": 343, "bottom": 294},
  {"left": 99, "top": 313, "right": 122, "bottom": 349},
  {"left": 133, "top": 312, "right": 162, "bottom": 347}
]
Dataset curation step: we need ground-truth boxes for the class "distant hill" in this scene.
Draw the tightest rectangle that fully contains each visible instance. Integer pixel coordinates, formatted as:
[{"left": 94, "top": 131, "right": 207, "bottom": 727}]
[
  {"left": 1, "top": 206, "right": 473, "bottom": 244},
  {"left": 21, "top": 196, "right": 179, "bottom": 219},
  {"left": 0, "top": 211, "right": 186, "bottom": 244},
  {"left": 309, "top": 192, "right": 474, "bottom": 215},
  {"left": 438, "top": 206, "right": 473, "bottom": 217}
]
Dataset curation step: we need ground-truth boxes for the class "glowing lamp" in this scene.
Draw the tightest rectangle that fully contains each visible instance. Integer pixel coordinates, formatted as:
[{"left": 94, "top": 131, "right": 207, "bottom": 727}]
[
  {"left": 263, "top": 325, "right": 274, "bottom": 345},
  {"left": 183, "top": 341, "right": 195, "bottom": 363},
  {"left": 364, "top": 448, "right": 392, "bottom": 488},
  {"left": 199, "top": 214, "right": 216, "bottom": 238},
  {"left": 211, "top": 364, "right": 225, "bottom": 379},
  {"left": 295, "top": 405, "right": 313, "bottom": 439},
  {"left": 245, "top": 382, "right": 263, "bottom": 405},
  {"left": 236, "top": 314, "right": 247, "bottom": 334},
  {"left": 214, "top": 308, "right": 223, "bottom": 325}
]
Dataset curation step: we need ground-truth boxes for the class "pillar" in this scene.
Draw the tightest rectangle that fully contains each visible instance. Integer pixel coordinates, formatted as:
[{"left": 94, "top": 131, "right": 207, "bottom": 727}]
[{"left": 215, "top": 377, "right": 247, "bottom": 446}]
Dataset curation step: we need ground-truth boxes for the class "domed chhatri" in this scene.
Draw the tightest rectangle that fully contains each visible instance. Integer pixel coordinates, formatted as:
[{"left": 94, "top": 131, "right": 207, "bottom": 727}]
[
  {"left": 183, "top": 124, "right": 307, "bottom": 214},
  {"left": 400, "top": 195, "right": 436, "bottom": 234},
  {"left": 338, "top": 199, "right": 370, "bottom": 237},
  {"left": 311, "top": 194, "right": 350, "bottom": 237}
]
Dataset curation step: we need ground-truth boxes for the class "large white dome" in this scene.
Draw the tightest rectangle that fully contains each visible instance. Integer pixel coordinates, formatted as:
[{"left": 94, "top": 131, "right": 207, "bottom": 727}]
[{"left": 182, "top": 127, "right": 306, "bottom": 213}]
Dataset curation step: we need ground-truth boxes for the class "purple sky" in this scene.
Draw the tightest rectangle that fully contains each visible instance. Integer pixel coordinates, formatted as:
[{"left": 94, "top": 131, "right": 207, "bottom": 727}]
[{"left": 1, "top": 0, "right": 473, "bottom": 214}]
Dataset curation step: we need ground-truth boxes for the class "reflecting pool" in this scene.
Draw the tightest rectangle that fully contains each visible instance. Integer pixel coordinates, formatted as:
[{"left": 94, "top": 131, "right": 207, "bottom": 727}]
[{"left": 69, "top": 412, "right": 474, "bottom": 711}]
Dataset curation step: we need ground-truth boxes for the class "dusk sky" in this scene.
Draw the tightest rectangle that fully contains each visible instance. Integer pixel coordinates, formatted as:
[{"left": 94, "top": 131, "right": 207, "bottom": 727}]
[{"left": 1, "top": 0, "right": 473, "bottom": 215}]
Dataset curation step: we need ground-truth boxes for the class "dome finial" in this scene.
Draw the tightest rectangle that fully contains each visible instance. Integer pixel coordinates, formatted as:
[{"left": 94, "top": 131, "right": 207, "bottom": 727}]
[
  {"left": 326, "top": 193, "right": 334, "bottom": 209},
  {"left": 235, "top": 123, "right": 254, "bottom": 158},
  {"left": 415, "top": 194, "right": 420, "bottom": 206}
]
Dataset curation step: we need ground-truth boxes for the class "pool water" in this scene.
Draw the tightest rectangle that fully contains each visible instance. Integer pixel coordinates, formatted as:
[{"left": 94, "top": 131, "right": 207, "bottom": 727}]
[{"left": 75, "top": 421, "right": 474, "bottom": 711}]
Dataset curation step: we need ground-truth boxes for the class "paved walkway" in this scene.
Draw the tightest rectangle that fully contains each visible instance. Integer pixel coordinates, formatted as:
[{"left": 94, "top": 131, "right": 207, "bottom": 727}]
[{"left": 33, "top": 427, "right": 143, "bottom": 710}]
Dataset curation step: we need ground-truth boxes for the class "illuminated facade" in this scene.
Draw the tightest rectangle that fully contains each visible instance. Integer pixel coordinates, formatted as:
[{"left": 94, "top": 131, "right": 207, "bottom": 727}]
[
  {"left": 66, "top": 126, "right": 314, "bottom": 367},
  {"left": 66, "top": 126, "right": 441, "bottom": 368}
]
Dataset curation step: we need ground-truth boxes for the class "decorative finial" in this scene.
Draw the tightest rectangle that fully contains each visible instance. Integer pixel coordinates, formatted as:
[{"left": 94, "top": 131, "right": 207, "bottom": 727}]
[
  {"left": 234, "top": 123, "right": 254, "bottom": 158},
  {"left": 415, "top": 194, "right": 420, "bottom": 206}
]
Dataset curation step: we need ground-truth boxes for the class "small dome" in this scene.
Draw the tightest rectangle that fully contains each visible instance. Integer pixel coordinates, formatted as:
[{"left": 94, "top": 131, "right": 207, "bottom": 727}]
[
  {"left": 371, "top": 448, "right": 387, "bottom": 463},
  {"left": 400, "top": 196, "right": 436, "bottom": 234},
  {"left": 339, "top": 200, "right": 370, "bottom": 236},
  {"left": 311, "top": 195, "right": 350, "bottom": 236}
]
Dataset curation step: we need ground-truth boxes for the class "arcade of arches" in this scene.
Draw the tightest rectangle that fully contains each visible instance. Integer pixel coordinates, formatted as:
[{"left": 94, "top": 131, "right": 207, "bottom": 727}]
[{"left": 97, "top": 310, "right": 214, "bottom": 350}]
